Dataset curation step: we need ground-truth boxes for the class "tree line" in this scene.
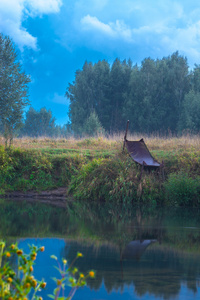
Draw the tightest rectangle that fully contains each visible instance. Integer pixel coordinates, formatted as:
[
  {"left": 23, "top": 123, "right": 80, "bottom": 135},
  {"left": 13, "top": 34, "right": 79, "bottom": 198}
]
[
  {"left": 1, "top": 32, "right": 200, "bottom": 144},
  {"left": 0, "top": 105, "right": 70, "bottom": 139},
  {"left": 66, "top": 54, "right": 200, "bottom": 136}
]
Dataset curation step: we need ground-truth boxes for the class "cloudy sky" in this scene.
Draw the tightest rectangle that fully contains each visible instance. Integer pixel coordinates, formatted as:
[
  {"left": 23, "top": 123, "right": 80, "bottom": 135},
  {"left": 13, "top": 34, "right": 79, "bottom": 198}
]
[{"left": 1, "top": 0, "right": 200, "bottom": 124}]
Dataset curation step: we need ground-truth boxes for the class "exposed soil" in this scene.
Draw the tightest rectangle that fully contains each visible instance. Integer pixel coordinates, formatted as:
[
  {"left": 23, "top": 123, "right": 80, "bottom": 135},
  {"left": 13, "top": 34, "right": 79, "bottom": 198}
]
[
  {"left": 1, "top": 187, "right": 69, "bottom": 207},
  {"left": 2, "top": 187, "right": 68, "bottom": 200}
]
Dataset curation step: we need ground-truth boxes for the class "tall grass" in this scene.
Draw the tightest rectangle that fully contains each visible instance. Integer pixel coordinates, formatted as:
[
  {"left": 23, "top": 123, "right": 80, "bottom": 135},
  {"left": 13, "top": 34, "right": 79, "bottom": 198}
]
[
  {"left": 0, "top": 133, "right": 200, "bottom": 152},
  {"left": 0, "top": 134, "right": 200, "bottom": 206}
]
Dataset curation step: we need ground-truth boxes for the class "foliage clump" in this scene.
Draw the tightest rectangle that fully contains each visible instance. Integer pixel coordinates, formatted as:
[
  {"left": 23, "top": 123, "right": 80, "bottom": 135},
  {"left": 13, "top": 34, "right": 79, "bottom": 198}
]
[
  {"left": 69, "top": 153, "right": 162, "bottom": 204},
  {"left": 164, "top": 172, "right": 200, "bottom": 206},
  {"left": 0, "top": 146, "right": 83, "bottom": 192}
]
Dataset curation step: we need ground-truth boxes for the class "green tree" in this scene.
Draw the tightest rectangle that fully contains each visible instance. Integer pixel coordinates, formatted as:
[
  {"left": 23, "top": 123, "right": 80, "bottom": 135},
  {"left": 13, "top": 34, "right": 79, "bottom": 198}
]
[
  {"left": 0, "top": 34, "right": 30, "bottom": 146},
  {"left": 108, "top": 58, "right": 132, "bottom": 132},
  {"left": 92, "top": 60, "right": 110, "bottom": 131},
  {"left": 22, "top": 107, "right": 57, "bottom": 137},
  {"left": 83, "top": 110, "right": 105, "bottom": 136},
  {"left": 66, "top": 60, "right": 111, "bottom": 135},
  {"left": 191, "top": 64, "right": 200, "bottom": 92},
  {"left": 66, "top": 61, "right": 95, "bottom": 135},
  {"left": 163, "top": 52, "right": 190, "bottom": 132},
  {"left": 178, "top": 90, "right": 200, "bottom": 134},
  {"left": 123, "top": 53, "right": 190, "bottom": 134}
]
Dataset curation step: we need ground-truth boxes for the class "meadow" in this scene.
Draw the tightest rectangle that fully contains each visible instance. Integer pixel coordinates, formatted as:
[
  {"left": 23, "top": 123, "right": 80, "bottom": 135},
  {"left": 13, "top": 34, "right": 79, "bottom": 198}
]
[{"left": 0, "top": 133, "right": 200, "bottom": 206}]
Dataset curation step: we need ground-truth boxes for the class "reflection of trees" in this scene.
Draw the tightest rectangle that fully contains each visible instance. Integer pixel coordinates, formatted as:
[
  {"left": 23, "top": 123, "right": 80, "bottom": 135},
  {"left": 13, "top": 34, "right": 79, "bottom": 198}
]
[
  {"left": 1, "top": 200, "right": 200, "bottom": 254},
  {"left": 65, "top": 241, "right": 200, "bottom": 299},
  {"left": 0, "top": 200, "right": 69, "bottom": 237}
]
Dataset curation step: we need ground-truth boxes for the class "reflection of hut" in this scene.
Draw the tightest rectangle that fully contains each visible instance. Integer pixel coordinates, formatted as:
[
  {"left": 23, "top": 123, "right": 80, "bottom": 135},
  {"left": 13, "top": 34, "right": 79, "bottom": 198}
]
[
  {"left": 121, "top": 239, "right": 157, "bottom": 261},
  {"left": 120, "top": 239, "right": 157, "bottom": 280}
]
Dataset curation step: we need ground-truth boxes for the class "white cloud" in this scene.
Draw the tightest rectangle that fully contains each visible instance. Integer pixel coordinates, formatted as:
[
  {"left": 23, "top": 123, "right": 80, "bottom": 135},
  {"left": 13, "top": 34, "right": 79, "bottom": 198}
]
[
  {"left": 81, "top": 15, "right": 132, "bottom": 42},
  {"left": 81, "top": 15, "right": 115, "bottom": 37},
  {"left": 161, "top": 21, "right": 200, "bottom": 63},
  {"left": 25, "top": 0, "right": 62, "bottom": 15},
  {"left": 79, "top": 2, "right": 200, "bottom": 66},
  {"left": 0, "top": 0, "right": 62, "bottom": 50}
]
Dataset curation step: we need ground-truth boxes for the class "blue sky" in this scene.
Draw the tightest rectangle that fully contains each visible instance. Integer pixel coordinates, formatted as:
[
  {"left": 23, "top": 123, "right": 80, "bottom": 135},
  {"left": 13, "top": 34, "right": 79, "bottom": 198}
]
[{"left": 1, "top": 0, "right": 200, "bottom": 124}]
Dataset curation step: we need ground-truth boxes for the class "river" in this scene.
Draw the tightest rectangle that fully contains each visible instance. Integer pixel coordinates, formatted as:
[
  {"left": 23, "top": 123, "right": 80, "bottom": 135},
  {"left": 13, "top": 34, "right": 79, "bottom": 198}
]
[{"left": 0, "top": 199, "right": 200, "bottom": 300}]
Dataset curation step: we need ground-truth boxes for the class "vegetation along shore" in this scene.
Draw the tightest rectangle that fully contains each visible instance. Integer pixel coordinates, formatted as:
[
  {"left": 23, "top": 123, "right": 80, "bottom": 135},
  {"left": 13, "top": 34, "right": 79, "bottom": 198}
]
[{"left": 0, "top": 134, "right": 200, "bottom": 207}]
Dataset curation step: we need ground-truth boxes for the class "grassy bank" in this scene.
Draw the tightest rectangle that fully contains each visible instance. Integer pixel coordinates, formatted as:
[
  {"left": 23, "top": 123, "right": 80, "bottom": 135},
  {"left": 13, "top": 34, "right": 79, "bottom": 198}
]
[{"left": 0, "top": 134, "right": 200, "bottom": 206}]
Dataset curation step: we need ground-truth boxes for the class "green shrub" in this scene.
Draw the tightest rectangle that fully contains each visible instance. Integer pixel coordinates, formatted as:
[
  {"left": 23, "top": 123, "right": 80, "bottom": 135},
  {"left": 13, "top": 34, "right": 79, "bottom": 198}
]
[
  {"left": 164, "top": 172, "right": 200, "bottom": 206},
  {"left": 0, "top": 147, "right": 84, "bottom": 192}
]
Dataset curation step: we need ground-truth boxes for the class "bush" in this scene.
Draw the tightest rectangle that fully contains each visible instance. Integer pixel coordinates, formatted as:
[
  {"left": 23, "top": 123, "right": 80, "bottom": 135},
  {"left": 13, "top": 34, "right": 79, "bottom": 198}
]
[
  {"left": 164, "top": 172, "right": 200, "bottom": 206},
  {"left": 69, "top": 153, "right": 162, "bottom": 204}
]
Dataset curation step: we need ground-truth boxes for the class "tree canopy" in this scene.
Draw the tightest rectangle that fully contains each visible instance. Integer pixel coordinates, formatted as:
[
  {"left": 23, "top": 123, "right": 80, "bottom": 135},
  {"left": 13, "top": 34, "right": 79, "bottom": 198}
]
[
  {"left": 0, "top": 34, "right": 30, "bottom": 146},
  {"left": 66, "top": 52, "right": 200, "bottom": 136}
]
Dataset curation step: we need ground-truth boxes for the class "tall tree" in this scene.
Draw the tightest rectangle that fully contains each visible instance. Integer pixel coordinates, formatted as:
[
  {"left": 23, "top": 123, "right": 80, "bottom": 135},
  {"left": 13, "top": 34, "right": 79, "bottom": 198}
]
[
  {"left": 92, "top": 60, "right": 110, "bottom": 131},
  {"left": 66, "top": 60, "right": 111, "bottom": 135},
  {"left": 0, "top": 34, "right": 30, "bottom": 146},
  {"left": 164, "top": 52, "right": 190, "bottom": 132},
  {"left": 191, "top": 64, "right": 200, "bottom": 92},
  {"left": 178, "top": 90, "right": 200, "bottom": 134},
  {"left": 108, "top": 58, "right": 132, "bottom": 132},
  {"left": 83, "top": 110, "right": 105, "bottom": 136},
  {"left": 22, "top": 107, "right": 56, "bottom": 137},
  {"left": 66, "top": 61, "right": 95, "bottom": 135}
]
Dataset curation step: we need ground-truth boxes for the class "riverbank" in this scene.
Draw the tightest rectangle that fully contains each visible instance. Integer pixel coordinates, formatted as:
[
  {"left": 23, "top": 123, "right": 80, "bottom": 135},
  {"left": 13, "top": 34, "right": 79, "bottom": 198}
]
[{"left": 0, "top": 135, "right": 200, "bottom": 206}]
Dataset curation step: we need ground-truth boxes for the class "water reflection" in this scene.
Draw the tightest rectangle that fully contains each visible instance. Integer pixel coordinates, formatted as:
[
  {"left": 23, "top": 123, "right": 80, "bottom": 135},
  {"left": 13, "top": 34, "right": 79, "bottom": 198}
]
[
  {"left": 65, "top": 240, "right": 200, "bottom": 299},
  {"left": 121, "top": 239, "right": 157, "bottom": 260},
  {"left": 0, "top": 199, "right": 200, "bottom": 299}
]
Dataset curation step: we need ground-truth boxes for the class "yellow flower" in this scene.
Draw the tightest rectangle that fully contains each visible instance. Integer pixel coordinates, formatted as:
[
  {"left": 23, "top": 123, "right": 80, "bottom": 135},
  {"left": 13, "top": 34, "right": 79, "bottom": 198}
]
[
  {"left": 40, "top": 282, "right": 47, "bottom": 289},
  {"left": 16, "top": 249, "right": 23, "bottom": 255},
  {"left": 7, "top": 277, "right": 12, "bottom": 283},
  {"left": 77, "top": 252, "right": 83, "bottom": 258},
  {"left": 11, "top": 244, "right": 15, "bottom": 250},
  {"left": 80, "top": 273, "right": 84, "bottom": 278},
  {"left": 31, "top": 253, "right": 37, "bottom": 260},
  {"left": 32, "top": 279, "right": 37, "bottom": 288},
  {"left": 63, "top": 259, "right": 67, "bottom": 264},
  {"left": 29, "top": 266, "right": 33, "bottom": 272},
  {"left": 40, "top": 246, "right": 45, "bottom": 252},
  {"left": 8, "top": 297, "right": 13, "bottom": 300},
  {"left": 5, "top": 252, "right": 11, "bottom": 257},
  {"left": 25, "top": 283, "right": 31, "bottom": 288},
  {"left": 89, "top": 271, "right": 95, "bottom": 278}
]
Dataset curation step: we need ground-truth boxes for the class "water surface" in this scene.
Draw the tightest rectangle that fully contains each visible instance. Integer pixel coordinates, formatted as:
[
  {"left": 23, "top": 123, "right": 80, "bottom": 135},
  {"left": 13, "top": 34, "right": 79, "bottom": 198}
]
[{"left": 0, "top": 199, "right": 200, "bottom": 300}]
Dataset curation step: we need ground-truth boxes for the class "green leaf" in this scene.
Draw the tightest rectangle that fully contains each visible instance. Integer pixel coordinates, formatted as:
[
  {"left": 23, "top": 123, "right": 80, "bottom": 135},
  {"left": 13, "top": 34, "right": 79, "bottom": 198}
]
[{"left": 50, "top": 255, "right": 57, "bottom": 260}]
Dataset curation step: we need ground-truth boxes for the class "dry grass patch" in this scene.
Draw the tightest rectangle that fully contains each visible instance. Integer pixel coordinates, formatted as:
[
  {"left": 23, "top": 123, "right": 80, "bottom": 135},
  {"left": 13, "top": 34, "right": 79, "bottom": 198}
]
[{"left": 0, "top": 133, "right": 200, "bottom": 153}]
